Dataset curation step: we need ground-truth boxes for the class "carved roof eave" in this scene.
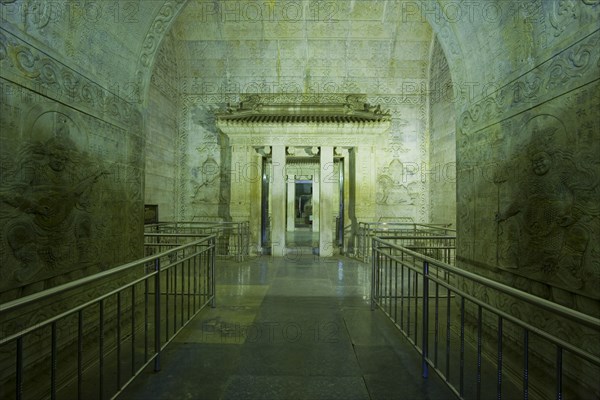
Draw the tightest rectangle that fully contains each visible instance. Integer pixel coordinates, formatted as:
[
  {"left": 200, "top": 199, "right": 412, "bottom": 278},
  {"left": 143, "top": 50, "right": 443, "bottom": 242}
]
[{"left": 216, "top": 120, "right": 391, "bottom": 146}]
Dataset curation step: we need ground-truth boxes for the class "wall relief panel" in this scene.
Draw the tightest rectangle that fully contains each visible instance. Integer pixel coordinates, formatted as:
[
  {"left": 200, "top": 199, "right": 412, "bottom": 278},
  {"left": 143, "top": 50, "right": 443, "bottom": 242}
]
[
  {"left": 495, "top": 109, "right": 599, "bottom": 299},
  {"left": 457, "top": 81, "right": 599, "bottom": 304},
  {"left": 459, "top": 30, "right": 599, "bottom": 138},
  {"left": 0, "top": 78, "right": 144, "bottom": 298}
]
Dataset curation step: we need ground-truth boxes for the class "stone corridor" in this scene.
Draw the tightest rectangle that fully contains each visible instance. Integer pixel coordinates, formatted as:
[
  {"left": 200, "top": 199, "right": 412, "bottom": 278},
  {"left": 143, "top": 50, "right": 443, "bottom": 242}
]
[{"left": 117, "top": 255, "right": 455, "bottom": 400}]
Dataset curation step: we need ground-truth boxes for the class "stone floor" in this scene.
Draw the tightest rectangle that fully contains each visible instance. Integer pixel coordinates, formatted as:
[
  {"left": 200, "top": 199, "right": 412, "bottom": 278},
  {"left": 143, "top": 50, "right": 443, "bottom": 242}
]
[{"left": 117, "top": 254, "right": 457, "bottom": 400}]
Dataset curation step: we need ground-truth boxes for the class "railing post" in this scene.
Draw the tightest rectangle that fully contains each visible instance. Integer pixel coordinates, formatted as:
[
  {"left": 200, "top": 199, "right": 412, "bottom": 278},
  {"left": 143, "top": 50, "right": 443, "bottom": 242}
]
[
  {"left": 371, "top": 238, "right": 377, "bottom": 311},
  {"left": 237, "top": 222, "right": 242, "bottom": 262},
  {"left": 210, "top": 237, "right": 216, "bottom": 308},
  {"left": 16, "top": 337, "right": 23, "bottom": 400},
  {"left": 556, "top": 347, "right": 563, "bottom": 400},
  {"left": 154, "top": 256, "right": 161, "bottom": 372},
  {"left": 422, "top": 261, "right": 429, "bottom": 379}
]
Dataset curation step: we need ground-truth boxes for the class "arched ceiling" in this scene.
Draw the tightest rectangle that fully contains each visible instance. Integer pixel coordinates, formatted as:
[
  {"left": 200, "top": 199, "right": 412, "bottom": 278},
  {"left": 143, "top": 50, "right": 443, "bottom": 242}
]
[{"left": 170, "top": 0, "right": 433, "bottom": 101}]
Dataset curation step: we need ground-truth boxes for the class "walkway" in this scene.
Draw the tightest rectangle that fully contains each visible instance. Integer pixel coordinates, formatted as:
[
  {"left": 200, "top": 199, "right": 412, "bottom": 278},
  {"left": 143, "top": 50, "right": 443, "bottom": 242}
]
[{"left": 117, "top": 255, "right": 456, "bottom": 400}]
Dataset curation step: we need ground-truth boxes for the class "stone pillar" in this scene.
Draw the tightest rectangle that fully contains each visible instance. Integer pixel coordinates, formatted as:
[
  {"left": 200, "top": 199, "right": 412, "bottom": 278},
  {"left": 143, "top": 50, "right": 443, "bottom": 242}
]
[
  {"left": 229, "top": 145, "right": 252, "bottom": 222},
  {"left": 338, "top": 147, "right": 350, "bottom": 254},
  {"left": 320, "top": 146, "right": 334, "bottom": 256},
  {"left": 355, "top": 146, "right": 377, "bottom": 223},
  {"left": 287, "top": 174, "right": 295, "bottom": 231},
  {"left": 271, "top": 145, "right": 286, "bottom": 256},
  {"left": 250, "top": 148, "right": 265, "bottom": 254},
  {"left": 312, "top": 168, "right": 320, "bottom": 232}
]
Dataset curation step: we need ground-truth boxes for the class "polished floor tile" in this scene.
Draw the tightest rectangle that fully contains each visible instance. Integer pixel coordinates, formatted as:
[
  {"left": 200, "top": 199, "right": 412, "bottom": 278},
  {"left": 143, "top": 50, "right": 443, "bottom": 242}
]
[{"left": 117, "top": 255, "right": 457, "bottom": 400}]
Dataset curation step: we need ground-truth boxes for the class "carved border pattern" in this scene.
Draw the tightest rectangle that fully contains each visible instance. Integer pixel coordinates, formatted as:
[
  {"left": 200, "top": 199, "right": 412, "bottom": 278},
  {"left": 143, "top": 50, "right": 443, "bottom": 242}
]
[
  {"left": 135, "top": 0, "right": 186, "bottom": 104},
  {"left": 418, "top": 58, "right": 429, "bottom": 223},
  {"left": 424, "top": 1, "right": 467, "bottom": 108},
  {"left": 176, "top": 95, "right": 192, "bottom": 220},
  {"left": 0, "top": 28, "right": 141, "bottom": 130},
  {"left": 459, "top": 30, "right": 599, "bottom": 137}
]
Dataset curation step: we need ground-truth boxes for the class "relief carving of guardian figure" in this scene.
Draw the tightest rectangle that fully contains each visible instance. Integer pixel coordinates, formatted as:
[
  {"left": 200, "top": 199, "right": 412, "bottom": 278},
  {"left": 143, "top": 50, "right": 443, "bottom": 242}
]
[
  {"left": 495, "top": 115, "right": 599, "bottom": 294},
  {"left": 0, "top": 114, "right": 106, "bottom": 286}
]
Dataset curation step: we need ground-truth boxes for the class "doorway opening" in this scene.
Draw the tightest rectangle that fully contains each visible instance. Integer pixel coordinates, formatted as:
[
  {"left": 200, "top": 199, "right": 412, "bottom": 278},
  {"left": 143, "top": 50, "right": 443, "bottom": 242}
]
[
  {"left": 295, "top": 180, "right": 312, "bottom": 229},
  {"left": 286, "top": 178, "right": 318, "bottom": 252}
]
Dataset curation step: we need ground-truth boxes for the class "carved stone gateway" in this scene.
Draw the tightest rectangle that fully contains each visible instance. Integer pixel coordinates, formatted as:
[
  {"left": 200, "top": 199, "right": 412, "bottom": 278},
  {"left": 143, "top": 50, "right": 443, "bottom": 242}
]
[{"left": 216, "top": 94, "right": 391, "bottom": 256}]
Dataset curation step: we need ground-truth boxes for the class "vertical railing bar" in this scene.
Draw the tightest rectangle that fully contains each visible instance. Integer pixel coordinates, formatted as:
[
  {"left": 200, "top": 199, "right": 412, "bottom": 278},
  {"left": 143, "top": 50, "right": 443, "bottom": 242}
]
[
  {"left": 379, "top": 249, "right": 384, "bottom": 311},
  {"left": 77, "top": 310, "right": 83, "bottom": 400},
  {"left": 181, "top": 260, "right": 185, "bottom": 328},
  {"left": 460, "top": 296, "right": 465, "bottom": 398},
  {"left": 422, "top": 261, "right": 429, "bottom": 379},
  {"left": 389, "top": 252, "right": 393, "bottom": 315},
  {"left": 173, "top": 261, "right": 177, "bottom": 336},
  {"left": 165, "top": 260, "right": 170, "bottom": 341},
  {"left": 238, "top": 222, "right": 242, "bottom": 261},
  {"left": 394, "top": 260, "right": 398, "bottom": 323},
  {"left": 385, "top": 251, "right": 390, "bottom": 314},
  {"left": 51, "top": 322, "right": 57, "bottom": 400},
  {"left": 446, "top": 284, "right": 451, "bottom": 381},
  {"left": 117, "top": 291, "right": 122, "bottom": 390},
  {"left": 370, "top": 240, "right": 376, "bottom": 311},
  {"left": 205, "top": 247, "right": 209, "bottom": 303},
  {"left": 154, "top": 257, "right": 161, "bottom": 372},
  {"left": 193, "top": 253, "right": 198, "bottom": 313},
  {"left": 400, "top": 257, "right": 405, "bottom": 330},
  {"left": 434, "top": 268, "right": 440, "bottom": 366},
  {"left": 144, "top": 278, "right": 149, "bottom": 363},
  {"left": 556, "top": 347, "right": 563, "bottom": 400},
  {"left": 211, "top": 239, "right": 216, "bottom": 308},
  {"left": 384, "top": 249, "right": 389, "bottom": 307},
  {"left": 477, "top": 305, "right": 482, "bottom": 400},
  {"left": 16, "top": 337, "right": 23, "bottom": 400},
  {"left": 99, "top": 300, "right": 105, "bottom": 400},
  {"left": 414, "top": 255, "right": 419, "bottom": 344},
  {"left": 380, "top": 249, "right": 384, "bottom": 308},
  {"left": 524, "top": 330, "right": 529, "bottom": 400},
  {"left": 131, "top": 284, "right": 136, "bottom": 378},
  {"left": 187, "top": 259, "right": 191, "bottom": 320},
  {"left": 497, "top": 316, "right": 503, "bottom": 400},
  {"left": 377, "top": 248, "right": 381, "bottom": 309},
  {"left": 407, "top": 266, "right": 411, "bottom": 338}
]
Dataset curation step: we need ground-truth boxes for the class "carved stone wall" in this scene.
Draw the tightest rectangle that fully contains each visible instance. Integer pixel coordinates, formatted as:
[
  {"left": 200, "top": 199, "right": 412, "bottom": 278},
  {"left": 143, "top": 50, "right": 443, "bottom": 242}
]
[
  {"left": 0, "top": 27, "right": 144, "bottom": 302},
  {"left": 177, "top": 95, "right": 229, "bottom": 222},
  {"left": 453, "top": 11, "right": 600, "bottom": 394},
  {"left": 428, "top": 37, "right": 456, "bottom": 226},
  {"left": 456, "top": 25, "right": 599, "bottom": 310},
  {"left": 145, "top": 31, "right": 179, "bottom": 221}
]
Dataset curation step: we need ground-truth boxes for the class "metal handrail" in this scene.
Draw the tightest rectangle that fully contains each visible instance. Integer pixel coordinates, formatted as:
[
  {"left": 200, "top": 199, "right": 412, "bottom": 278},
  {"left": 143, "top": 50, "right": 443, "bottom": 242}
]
[
  {"left": 145, "top": 221, "right": 249, "bottom": 261},
  {"left": 1, "top": 236, "right": 217, "bottom": 400},
  {"left": 371, "top": 236, "right": 600, "bottom": 399},
  {"left": 0, "top": 236, "right": 208, "bottom": 315},
  {"left": 357, "top": 221, "right": 455, "bottom": 262}
]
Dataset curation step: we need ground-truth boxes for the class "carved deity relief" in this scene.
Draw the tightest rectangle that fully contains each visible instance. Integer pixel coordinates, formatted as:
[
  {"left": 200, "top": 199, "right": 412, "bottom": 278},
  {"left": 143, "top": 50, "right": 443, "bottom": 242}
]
[
  {"left": 376, "top": 159, "right": 417, "bottom": 206},
  {"left": 495, "top": 114, "right": 599, "bottom": 294},
  {"left": 0, "top": 112, "right": 106, "bottom": 288},
  {"left": 191, "top": 155, "right": 222, "bottom": 205}
]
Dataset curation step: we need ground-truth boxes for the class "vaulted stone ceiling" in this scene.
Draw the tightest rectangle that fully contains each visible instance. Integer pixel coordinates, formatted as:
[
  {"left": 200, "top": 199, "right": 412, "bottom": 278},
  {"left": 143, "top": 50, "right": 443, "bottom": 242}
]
[{"left": 171, "top": 0, "right": 433, "bottom": 100}]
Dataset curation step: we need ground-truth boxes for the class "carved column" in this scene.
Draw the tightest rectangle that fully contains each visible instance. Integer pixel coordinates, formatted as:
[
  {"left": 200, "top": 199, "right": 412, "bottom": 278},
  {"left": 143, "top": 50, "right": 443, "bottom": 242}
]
[
  {"left": 229, "top": 145, "right": 252, "bottom": 222},
  {"left": 320, "top": 146, "right": 334, "bottom": 256},
  {"left": 337, "top": 147, "right": 350, "bottom": 254},
  {"left": 249, "top": 148, "right": 264, "bottom": 254},
  {"left": 287, "top": 174, "right": 295, "bottom": 231},
  {"left": 312, "top": 168, "right": 320, "bottom": 233},
  {"left": 271, "top": 145, "right": 286, "bottom": 256},
  {"left": 355, "top": 146, "right": 377, "bottom": 223}
]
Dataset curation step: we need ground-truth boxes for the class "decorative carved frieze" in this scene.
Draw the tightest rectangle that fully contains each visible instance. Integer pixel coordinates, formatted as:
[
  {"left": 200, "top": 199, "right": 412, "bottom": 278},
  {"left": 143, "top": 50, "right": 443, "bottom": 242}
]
[
  {"left": 459, "top": 30, "right": 599, "bottom": 137},
  {"left": 0, "top": 28, "right": 142, "bottom": 130},
  {"left": 135, "top": 0, "right": 186, "bottom": 104}
]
